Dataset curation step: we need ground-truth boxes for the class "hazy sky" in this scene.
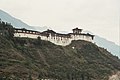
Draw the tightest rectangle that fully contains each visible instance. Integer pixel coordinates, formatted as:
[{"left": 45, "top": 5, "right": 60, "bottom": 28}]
[{"left": 0, "top": 0, "right": 119, "bottom": 45}]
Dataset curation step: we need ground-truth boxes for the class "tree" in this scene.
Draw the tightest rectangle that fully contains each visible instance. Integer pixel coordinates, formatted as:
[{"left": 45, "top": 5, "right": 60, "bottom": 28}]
[
  {"left": 28, "top": 74, "right": 32, "bottom": 80},
  {"left": 81, "top": 74, "right": 84, "bottom": 80}
]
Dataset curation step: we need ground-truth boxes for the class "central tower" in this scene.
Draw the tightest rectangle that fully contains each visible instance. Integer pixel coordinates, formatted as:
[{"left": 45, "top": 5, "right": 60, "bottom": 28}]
[{"left": 72, "top": 27, "right": 82, "bottom": 34}]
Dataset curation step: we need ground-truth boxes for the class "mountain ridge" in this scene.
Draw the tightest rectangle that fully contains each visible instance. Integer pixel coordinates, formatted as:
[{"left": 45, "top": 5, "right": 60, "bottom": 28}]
[
  {"left": 0, "top": 10, "right": 34, "bottom": 29},
  {"left": 94, "top": 35, "right": 120, "bottom": 57},
  {"left": 0, "top": 10, "right": 51, "bottom": 32}
]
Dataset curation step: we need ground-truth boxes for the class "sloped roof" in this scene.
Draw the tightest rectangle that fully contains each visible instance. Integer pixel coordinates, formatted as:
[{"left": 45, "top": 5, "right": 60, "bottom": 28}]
[{"left": 72, "top": 27, "right": 83, "bottom": 31}]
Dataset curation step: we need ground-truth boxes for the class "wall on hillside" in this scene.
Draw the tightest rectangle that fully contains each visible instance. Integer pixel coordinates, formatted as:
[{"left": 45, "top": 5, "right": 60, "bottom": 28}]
[
  {"left": 14, "top": 33, "right": 40, "bottom": 39},
  {"left": 70, "top": 34, "right": 93, "bottom": 42},
  {"left": 14, "top": 33, "right": 93, "bottom": 46}
]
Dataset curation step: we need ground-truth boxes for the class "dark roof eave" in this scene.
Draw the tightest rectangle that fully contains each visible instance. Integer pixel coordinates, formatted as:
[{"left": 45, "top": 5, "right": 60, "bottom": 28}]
[{"left": 14, "top": 28, "right": 40, "bottom": 33}]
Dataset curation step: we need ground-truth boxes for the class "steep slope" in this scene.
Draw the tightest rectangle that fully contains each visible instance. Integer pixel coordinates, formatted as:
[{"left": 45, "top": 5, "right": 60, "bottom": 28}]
[
  {"left": 0, "top": 35, "right": 120, "bottom": 79},
  {"left": 83, "top": 31, "right": 120, "bottom": 58}
]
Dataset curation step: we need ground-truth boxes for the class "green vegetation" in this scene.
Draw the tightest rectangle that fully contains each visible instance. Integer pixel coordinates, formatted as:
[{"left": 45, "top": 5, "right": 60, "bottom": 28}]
[{"left": 0, "top": 20, "right": 120, "bottom": 80}]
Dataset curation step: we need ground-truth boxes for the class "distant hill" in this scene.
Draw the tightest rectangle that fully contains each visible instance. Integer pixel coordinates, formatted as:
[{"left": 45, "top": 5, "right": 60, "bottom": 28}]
[
  {"left": 0, "top": 10, "right": 49, "bottom": 31},
  {"left": 94, "top": 35, "right": 120, "bottom": 58},
  {"left": 0, "top": 10, "right": 34, "bottom": 29},
  {"left": 0, "top": 21, "right": 120, "bottom": 80}
]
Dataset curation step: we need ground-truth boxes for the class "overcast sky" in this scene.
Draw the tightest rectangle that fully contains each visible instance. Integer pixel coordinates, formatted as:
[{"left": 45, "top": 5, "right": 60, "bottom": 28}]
[{"left": 0, "top": 0, "right": 119, "bottom": 45}]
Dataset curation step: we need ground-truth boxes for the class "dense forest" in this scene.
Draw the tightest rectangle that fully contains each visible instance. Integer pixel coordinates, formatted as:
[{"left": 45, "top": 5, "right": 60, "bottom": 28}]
[{"left": 0, "top": 20, "right": 120, "bottom": 80}]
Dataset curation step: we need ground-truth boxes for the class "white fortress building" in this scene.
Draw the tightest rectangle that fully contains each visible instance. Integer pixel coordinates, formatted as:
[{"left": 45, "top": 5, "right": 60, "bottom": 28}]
[{"left": 14, "top": 28, "right": 94, "bottom": 46}]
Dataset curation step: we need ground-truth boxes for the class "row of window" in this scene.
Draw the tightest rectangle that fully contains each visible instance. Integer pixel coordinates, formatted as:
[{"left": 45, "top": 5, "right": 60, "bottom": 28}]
[{"left": 14, "top": 30, "right": 40, "bottom": 34}]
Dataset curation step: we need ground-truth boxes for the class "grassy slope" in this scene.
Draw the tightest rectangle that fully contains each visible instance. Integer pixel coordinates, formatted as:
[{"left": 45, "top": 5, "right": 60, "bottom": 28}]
[{"left": 0, "top": 36, "right": 120, "bottom": 80}]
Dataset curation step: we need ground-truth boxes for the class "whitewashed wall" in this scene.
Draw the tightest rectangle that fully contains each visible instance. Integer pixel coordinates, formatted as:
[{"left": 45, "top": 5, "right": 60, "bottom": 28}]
[
  {"left": 41, "top": 34, "right": 72, "bottom": 46},
  {"left": 14, "top": 33, "right": 39, "bottom": 39},
  {"left": 70, "top": 34, "right": 93, "bottom": 42},
  {"left": 14, "top": 33, "right": 93, "bottom": 46}
]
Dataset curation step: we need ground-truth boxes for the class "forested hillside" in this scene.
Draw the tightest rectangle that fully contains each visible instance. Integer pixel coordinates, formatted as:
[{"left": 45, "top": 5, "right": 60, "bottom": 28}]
[{"left": 0, "top": 20, "right": 120, "bottom": 80}]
